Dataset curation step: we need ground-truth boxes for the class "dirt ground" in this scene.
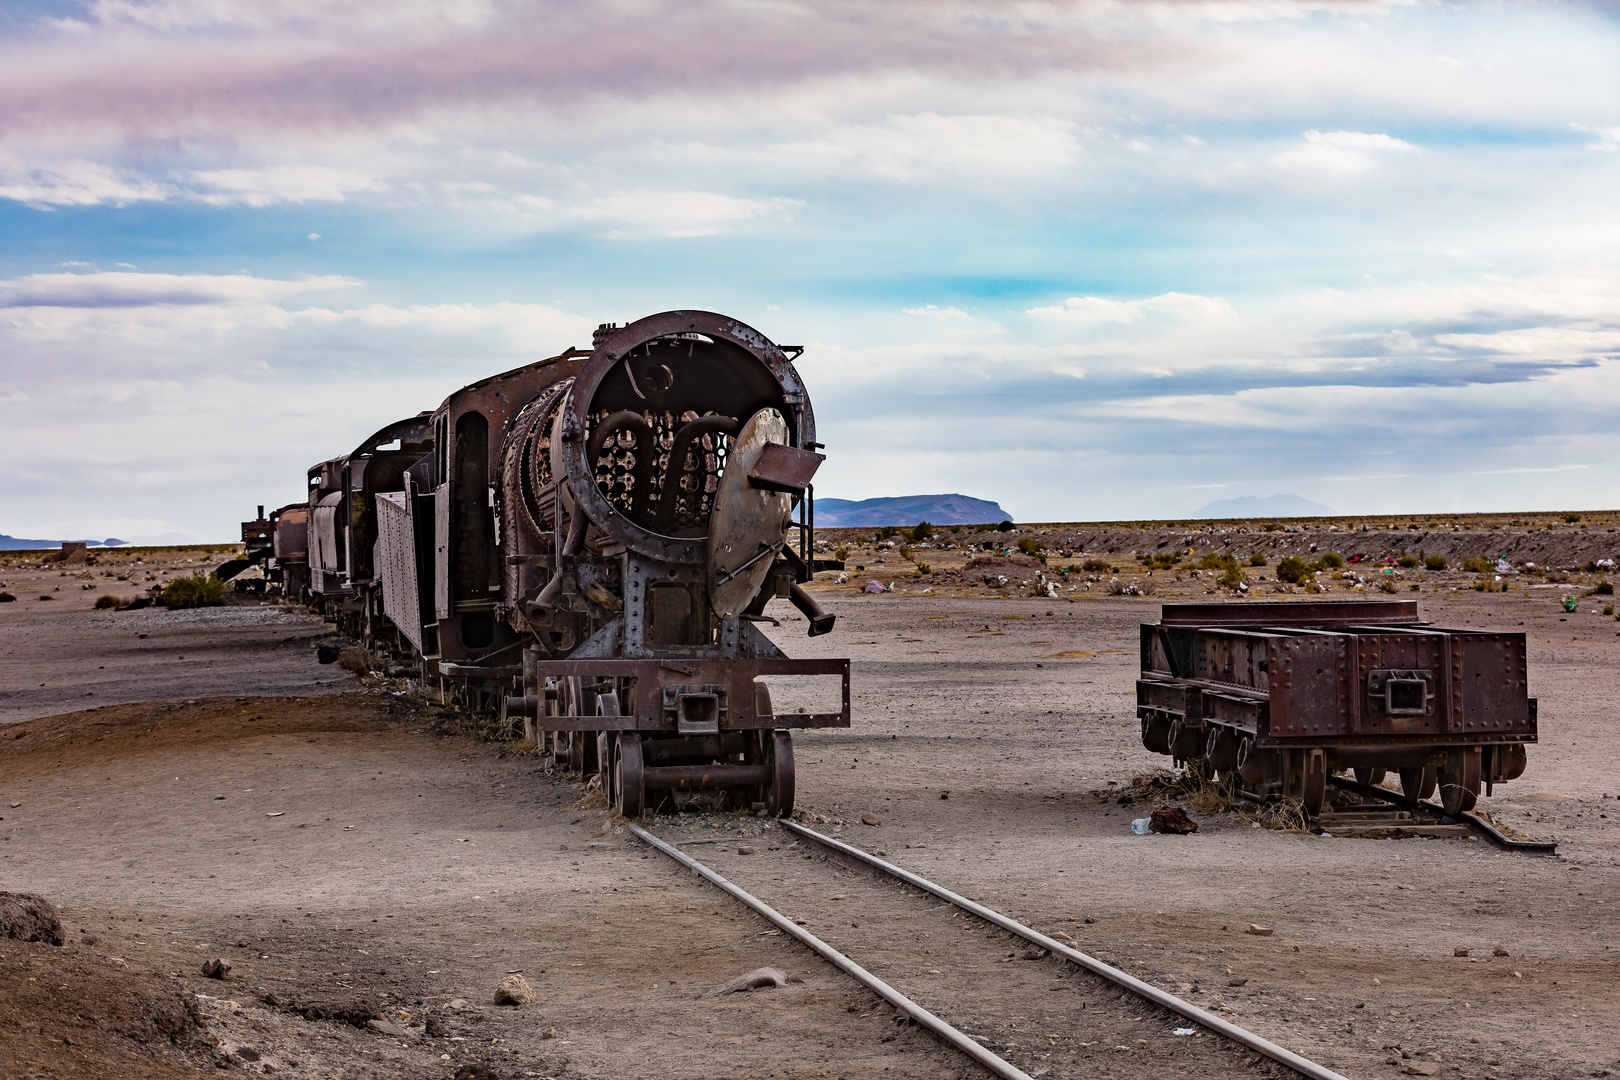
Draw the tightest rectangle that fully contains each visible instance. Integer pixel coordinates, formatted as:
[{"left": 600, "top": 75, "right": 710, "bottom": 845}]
[{"left": 2, "top": 544, "right": 1618, "bottom": 1080}]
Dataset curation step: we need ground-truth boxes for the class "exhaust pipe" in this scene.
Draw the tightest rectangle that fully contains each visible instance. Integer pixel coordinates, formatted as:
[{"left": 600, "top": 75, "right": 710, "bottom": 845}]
[{"left": 789, "top": 583, "right": 836, "bottom": 637}]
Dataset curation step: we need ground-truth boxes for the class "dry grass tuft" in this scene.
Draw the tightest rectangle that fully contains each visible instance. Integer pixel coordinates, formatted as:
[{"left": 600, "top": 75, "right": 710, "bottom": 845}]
[{"left": 335, "top": 647, "right": 383, "bottom": 677}]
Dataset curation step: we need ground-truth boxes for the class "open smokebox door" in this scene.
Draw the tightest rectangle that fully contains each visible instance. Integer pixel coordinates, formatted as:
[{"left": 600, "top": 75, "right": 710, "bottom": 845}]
[{"left": 708, "top": 408, "right": 824, "bottom": 620}]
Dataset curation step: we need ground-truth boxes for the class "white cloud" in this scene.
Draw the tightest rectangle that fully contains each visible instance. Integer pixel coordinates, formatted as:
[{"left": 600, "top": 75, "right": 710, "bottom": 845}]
[
  {"left": 571, "top": 191, "right": 802, "bottom": 237},
  {"left": 1026, "top": 292, "right": 1234, "bottom": 325},
  {"left": 903, "top": 305, "right": 972, "bottom": 320},
  {"left": 1577, "top": 124, "right": 1620, "bottom": 152},
  {"left": 189, "top": 165, "right": 388, "bottom": 206},
  {"left": 1271, "top": 130, "right": 1415, "bottom": 174},
  {"left": 0, "top": 271, "right": 361, "bottom": 308},
  {"left": 0, "top": 159, "right": 172, "bottom": 208}
]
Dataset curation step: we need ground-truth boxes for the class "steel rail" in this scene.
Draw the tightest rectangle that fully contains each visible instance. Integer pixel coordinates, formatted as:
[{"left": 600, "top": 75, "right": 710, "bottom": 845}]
[
  {"left": 781, "top": 819, "right": 1351, "bottom": 1080},
  {"left": 627, "top": 824, "right": 1033, "bottom": 1080}
]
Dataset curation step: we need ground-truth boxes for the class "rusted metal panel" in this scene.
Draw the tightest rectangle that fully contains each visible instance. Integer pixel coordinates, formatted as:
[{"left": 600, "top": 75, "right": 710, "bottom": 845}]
[
  {"left": 1159, "top": 599, "right": 1419, "bottom": 627},
  {"left": 747, "top": 441, "right": 824, "bottom": 494},
  {"left": 433, "top": 485, "right": 451, "bottom": 620},
  {"left": 375, "top": 491, "right": 423, "bottom": 653},
  {"left": 1270, "top": 635, "right": 1349, "bottom": 738}
]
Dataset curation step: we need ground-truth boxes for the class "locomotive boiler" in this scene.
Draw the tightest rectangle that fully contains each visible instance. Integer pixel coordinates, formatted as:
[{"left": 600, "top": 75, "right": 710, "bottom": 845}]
[{"left": 259, "top": 310, "right": 848, "bottom": 818}]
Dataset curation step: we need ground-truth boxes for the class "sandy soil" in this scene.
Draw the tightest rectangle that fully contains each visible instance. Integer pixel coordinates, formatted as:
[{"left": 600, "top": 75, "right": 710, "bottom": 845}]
[
  {"left": 2, "top": 545, "right": 1618, "bottom": 1080},
  {"left": 0, "top": 546, "right": 337, "bottom": 725}
]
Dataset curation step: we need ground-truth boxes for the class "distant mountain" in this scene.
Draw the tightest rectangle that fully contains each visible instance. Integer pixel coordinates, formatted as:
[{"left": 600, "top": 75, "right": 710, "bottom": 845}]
[
  {"left": 0, "top": 535, "right": 128, "bottom": 550},
  {"left": 1193, "top": 494, "right": 1334, "bottom": 519},
  {"left": 815, "top": 494, "right": 1010, "bottom": 528}
]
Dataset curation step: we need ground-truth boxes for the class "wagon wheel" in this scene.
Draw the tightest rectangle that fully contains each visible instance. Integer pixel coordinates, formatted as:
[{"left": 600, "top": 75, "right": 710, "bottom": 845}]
[
  {"left": 1399, "top": 766, "right": 1437, "bottom": 805},
  {"left": 1282, "top": 750, "right": 1326, "bottom": 816},
  {"left": 1438, "top": 747, "right": 1481, "bottom": 818},
  {"left": 597, "top": 731, "right": 618, "bottom": 807},
  {"left": 614, "top": 733, "right": 645, "bottom": 818},
  {"left": 762, "top": 731, "right": 795, "bottom": 818},
  {"left": 1353, "top": 767, "right": 1387, "bottom": 789}
]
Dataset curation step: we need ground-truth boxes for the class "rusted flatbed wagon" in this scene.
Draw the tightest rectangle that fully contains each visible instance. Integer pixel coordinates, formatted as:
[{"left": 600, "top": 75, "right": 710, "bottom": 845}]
[{"left": 1137, "top": 600, "right": 1535, "bottom": 817}]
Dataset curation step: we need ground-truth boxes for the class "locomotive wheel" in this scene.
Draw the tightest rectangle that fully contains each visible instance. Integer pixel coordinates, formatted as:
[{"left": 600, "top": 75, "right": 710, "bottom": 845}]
[
  {"left": 1354, "top": 767, "right": 1387, "bottom": 789},
  {"left": 614, "top": 734, "right": 645, "bottom": 818},
  {"left": 763, "top": 731, "right": 795, "bottom": 818},
  {"left": 1438, "top": 747, "right": 1481, "bottom": 818},
  {"left": 1300, "top": 750, "right": 1326, "bottom": 817},
  {"left": 1399, "top": 766, "right": 1437, "bottom": 804}
]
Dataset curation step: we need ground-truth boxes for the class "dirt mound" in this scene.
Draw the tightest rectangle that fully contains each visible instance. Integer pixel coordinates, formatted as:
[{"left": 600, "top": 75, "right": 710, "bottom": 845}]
[
  {"left": 0, "top": 692, "right": 410, "bottom": 776},
  {"left": 0, "top": 891, "right": 64, "bottom": 945},
  {"left": 0, "top": 938, "right": 210, "bottom": 1078}
]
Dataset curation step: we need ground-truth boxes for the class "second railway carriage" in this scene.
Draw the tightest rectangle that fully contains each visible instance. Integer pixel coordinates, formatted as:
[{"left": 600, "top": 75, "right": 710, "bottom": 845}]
[{"left": 1137, "top": 599, "right": 1536, "bottom": 817}]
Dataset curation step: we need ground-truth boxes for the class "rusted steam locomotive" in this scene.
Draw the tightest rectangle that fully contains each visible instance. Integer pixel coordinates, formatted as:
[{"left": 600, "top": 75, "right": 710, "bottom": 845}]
[
  {"left": 1137, "top": 600, "right": 1535, "bottom": 817},
  {"left": 245, "top": 311, "right": 848, "bottom": 817}
]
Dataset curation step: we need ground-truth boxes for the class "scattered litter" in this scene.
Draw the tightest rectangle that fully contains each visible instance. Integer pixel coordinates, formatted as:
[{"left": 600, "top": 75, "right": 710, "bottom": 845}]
[
  {"left": 265, "top": 812, "right": 284, "bottom": 817},
  {"left": 862, "top": 580, "right": 888, "bottom": 594},
  {"left": 1246, "top": 924, "right": 1273, "bottom": 937},
  {"left": 1173, "top": 1027, "right": 1196, "bottom": 1036},
  {"left": 1130, "top": 818, "right": 1151, "bottom": 835}
]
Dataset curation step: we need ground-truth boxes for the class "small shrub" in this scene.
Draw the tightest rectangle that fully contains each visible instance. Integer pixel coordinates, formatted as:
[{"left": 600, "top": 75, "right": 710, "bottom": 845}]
[
  {"left": 1423, "top": 555, "right": 1447, "bottom": 571},
  {"left": 1397, "top": 555, "right": 1419, "bottom": 568},
  {"left": 1016, "top": 537, "right": 1045, "bottom": 557},
  {"left": 909, "top": 521, "right": 934, "bottom": 542},
  {"left": 1605, "top": 603, "right": 1615, "bottom": 616},
  {"left": 1377, "top": 578, "right": 1398, "bottom": 593},
  {"left": 1276, "top": 556, "right": 1311, "bottom": 584},
  {"left": 1082, "top": 559, "right": 1110, "bottom": 572},
  {"left": 1596, "top": 581, "right": 1615, "bottom": 596},
  {"left": 914, "top": 563, "right": 931, "bottom": 576},
  {"left": 1219, "top": 565, "right": 1246, "bottom": 589},
  {"left": 93, "top": 594, "right": 122, "bottom": 609},
  {"left": 1198, "top": 552, "right": 1238, "bottom": 571},
  {"left": 336, "top": 646, "right": 383, "bottom": 677},
  {"left": 162, "top": 571, "right": 226, "bottom": 609},
  {"left": 0, "top": 592, "right": 14, "bottom": 603},
  {"left": 1474, "top": 580, "right": 1488, "bottom": 592},
  {"left": 1316, "top": 552, "right": 1344, "bottom": 569},
  {"left": 1248, "top": 553, "right": 1266, "bottom": 567},
  {"left": 876, "top": 526, "right": 897, "bottom": 540},
  {"left": 1462, "top": 556, "right": 1492, "bottom": 574},
  {"left": 833, "top": 547, "right": 849, "bottom": 562},
  {"left": 897, "top": 545, "right": 913, "bottom": 561},
  {"left": 996, "top": 520, "right": 1015, "bottom": 532},
  {"left": 1563, "top": 513, "right": 1581, "bottom": 523}
]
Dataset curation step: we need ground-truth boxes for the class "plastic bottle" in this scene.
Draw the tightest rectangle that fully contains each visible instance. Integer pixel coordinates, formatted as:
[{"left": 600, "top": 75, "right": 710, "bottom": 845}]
[{"left": 1131, "top": 817, "right": 1151, "bottom": 835}]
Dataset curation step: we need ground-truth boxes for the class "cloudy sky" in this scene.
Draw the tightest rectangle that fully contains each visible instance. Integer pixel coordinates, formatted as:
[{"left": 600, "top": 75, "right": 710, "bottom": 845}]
[{"left": 3, "top": 0, "right": 1619, "bottom": 541}]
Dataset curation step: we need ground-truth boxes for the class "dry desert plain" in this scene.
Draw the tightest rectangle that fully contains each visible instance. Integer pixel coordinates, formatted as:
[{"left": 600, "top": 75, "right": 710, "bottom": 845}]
[{"left": 1, "top": 521, "right": 1617, "bottom": 1080}]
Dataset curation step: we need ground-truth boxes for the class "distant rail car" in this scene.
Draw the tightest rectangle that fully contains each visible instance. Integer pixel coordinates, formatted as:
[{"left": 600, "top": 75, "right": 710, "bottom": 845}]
[
  {"left": 1137, "top": 600, "right": 1535, "bottom": 817},
  {"left": 240, "top": 310, "right": 849, "bottom": 816}
]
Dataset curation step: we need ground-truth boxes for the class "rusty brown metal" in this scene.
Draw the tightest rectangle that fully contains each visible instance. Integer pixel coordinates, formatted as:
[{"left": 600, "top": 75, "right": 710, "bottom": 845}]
[
  {"left": 1137, "top": 600, "right": 1536, "bottom": 818},
  {"left": 277, "top": 310, "right": 843, "bottom": 818}
]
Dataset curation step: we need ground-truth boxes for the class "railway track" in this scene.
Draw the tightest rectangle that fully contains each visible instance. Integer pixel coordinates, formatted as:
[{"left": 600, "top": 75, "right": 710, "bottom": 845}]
[{"left": 632, "top": 821, "right": 1350, "bottom": 1080}]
